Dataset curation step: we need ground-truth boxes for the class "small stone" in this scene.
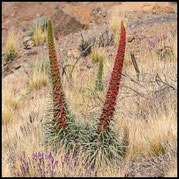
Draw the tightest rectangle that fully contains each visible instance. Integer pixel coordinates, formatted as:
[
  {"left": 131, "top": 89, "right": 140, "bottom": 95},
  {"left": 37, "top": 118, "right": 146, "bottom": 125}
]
[
  {"left": 5, "top": 20, "right": 10, "bottom": 24},
  {"left": 54, "top": 4, "right": 60, "bottom": 10}
]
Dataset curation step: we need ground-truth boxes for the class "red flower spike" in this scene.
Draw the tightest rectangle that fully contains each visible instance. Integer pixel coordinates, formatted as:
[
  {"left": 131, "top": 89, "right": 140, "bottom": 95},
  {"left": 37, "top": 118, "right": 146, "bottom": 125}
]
[
  {"left": 56, "top": 128, "right": 60, "bottom": 132},
  {"left": 97, "top": 21, "right": 126, "bottom": 133},
  {"left": 48, "top": 19, "right": 69, "bottom": 130}
]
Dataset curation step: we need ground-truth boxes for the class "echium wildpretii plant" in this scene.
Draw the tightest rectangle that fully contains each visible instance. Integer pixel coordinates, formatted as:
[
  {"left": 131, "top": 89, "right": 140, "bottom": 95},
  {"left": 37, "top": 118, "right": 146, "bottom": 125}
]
[
  {"left": 42, "top": 19, "right": 85, "bottom": 153},
  {"left": 42, "top": 19, "right": 128, "bottom": 168},
  {"left": 84, "top": 21, "right": 127, "bottom": 167},
  {"left": 48, "top": 18, "right": 69, "bottom": 131},
  {"left": 95, "top": 58, "right": 104, "bottom": 91},
  {"left": 97, "top": 21, "right": 126, "bottom": 133}
]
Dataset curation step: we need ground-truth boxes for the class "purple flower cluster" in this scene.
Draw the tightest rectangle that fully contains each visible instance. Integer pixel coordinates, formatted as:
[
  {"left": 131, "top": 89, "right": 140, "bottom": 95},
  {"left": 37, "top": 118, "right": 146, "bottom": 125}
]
[
  {"left": 13, "top": 151, "right": 97, "bottom": 177},
  {"left": 148, "top": 39, "right": 156, "bottom": 52},
  {"left": 87, "top": 164, "right": 96, "bottom": 176},
  {"left": 13, "top": 151, "right": 59, "bottom": 177},
  {"left": 147, "top": 31, "right": 175, "bottom": 53},
  {"left": 61, "top": 154, "right": 73, "bottom": 170}
]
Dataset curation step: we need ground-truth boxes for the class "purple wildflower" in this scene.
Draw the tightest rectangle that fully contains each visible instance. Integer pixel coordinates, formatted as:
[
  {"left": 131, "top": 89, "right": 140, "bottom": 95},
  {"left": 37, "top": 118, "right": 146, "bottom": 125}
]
[
  {"left": 23, "top": 151, "right": 26, "bottom": 158},
  {"left": 54, "top": 160, "right": 58, "bottom": 168},
  {"left": 20, "top": 164, "right": 25, "bottom": 176}
]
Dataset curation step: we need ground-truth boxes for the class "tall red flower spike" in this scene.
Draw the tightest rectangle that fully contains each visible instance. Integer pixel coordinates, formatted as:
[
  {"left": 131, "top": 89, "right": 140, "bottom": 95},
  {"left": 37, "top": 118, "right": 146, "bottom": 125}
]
[
  {"left": 48, "top": 19, "right": 68, "bottom": 131},
  {"left": 97, "top": 21, "right": 126, "bottom": 133}
]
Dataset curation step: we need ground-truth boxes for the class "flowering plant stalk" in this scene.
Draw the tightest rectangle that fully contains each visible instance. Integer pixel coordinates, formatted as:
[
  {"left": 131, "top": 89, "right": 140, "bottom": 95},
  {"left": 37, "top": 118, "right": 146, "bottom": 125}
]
[
  {"left": 97, "top": 21, "right": 126, "bottom": 133},
  {"left": 48, "top": 19, "right": 68, "bottom": 131},
  {"left": 95, "top": 58, "right": 104, "bottom": 91},
  {"left": 43, "top": 19, "right": 91, "bottom": 154},
  {"left": 83, "top": 21, "right": 127, "bottom": 168}
]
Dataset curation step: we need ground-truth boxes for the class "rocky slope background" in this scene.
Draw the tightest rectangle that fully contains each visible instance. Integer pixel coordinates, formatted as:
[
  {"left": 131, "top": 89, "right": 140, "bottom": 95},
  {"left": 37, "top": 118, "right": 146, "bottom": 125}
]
[{"left": 2, "top": 2, "right": 177, "bottom": 177}]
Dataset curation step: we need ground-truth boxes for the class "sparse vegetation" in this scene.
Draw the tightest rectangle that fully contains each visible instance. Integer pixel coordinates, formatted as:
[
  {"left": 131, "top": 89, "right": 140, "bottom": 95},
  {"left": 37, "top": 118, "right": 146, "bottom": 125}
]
[
  {"left": 2, "top": 79, "right": 24, "bottom": 125},
  {"left": 29, "top": 17, "right": 48, "bottom": 46},
  {"left": 109, "top": 14, "right": 128, "bottom": 46},
  {"left": 109, "top": 16, "right": 121, "bottom": 45},
  {"left": 78, "top": 35, "right": 93, "bottom": 57},
  {"left": 31, "top": 25, "right": 47, "bottom": 46},
  {"left": 91, "top": 46, "right": 106, "bottom": 63},
  {"left": 28, "top": 58, "right": 50, "bottom": 91},
  {"left": 2, "top": 2, "right": 177, "bottom": 177},
  {"left": 30, "top": 58, "right": 50, "bottom": 74},
  {"left": 3, "top": 29, "right": 18, "bottom": 64},
  {"left": 2, "top": 106, "right": 14, "bottom": 125},
  {"left": 28, "top": 17, "right": 48, "bottom": 37},
  {"left": 28, "top": 68, "right": 48, "bottom": 91},
  {"left": 95, "top": 58, "right": 104, "bottom": 91}
]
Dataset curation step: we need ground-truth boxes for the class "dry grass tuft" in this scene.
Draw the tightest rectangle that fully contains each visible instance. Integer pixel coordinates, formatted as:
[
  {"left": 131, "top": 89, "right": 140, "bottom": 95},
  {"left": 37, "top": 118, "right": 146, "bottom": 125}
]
[
  {"left": 31, "top": 25, "right": 47, "bottom": 46},
  {"left": 3, "top": 28, "right": 18, "bottom": 63},
  {"left": 117, "top": 88, "right": 177, "bottom": 160},
  {"left": 2, "top": 79, "right": 25, "bottom": 125},
  {"left": 28, "top": 69, "right": 48, "bottom": 91},
  {"left": 109, "top": 16, "right": 121, "bottom": 45},
  {"left": 109, "top": 14, "right": 128, "bottom": 46},
  {"left": 28, "top": 60, "right": 49, "bottom": 91},
  {"left": 2, "top": 106, "right": 14, "bottom": 125},
  {"left": 90, "top": 46, "right": 106, "bottom": 63}
]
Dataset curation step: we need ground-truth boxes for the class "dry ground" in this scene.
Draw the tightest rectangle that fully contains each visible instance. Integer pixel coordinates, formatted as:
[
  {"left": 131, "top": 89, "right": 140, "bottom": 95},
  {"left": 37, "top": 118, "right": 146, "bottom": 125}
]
[{"left": 2, "top": 2, "right": 177, "bottom": 177}]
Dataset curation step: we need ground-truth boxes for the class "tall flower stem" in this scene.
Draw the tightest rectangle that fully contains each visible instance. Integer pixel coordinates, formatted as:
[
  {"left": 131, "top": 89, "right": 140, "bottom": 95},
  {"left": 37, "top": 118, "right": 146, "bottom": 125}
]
[
  {"left": 48, "top": 19, "right": 68, "bottom": 131},
  {"left": 97, "top": 21, "right": 126, "bottom": 133},
  {"left": 95, "top": 58, "right": 104, "bottom": 91}
]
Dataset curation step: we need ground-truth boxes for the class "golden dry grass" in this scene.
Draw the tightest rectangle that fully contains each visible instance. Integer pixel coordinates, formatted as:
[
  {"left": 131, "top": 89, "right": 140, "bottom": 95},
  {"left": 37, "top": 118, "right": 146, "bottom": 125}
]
[
  {"left": 3, "top": 28, "right": 18, "bottom": 63},
  {"left": 28, "top": 69, "right": 48, "bottom": 91},
  {"left": 108, "top": 13, "right": 128, "bottom": 46},
  {"left": 119, "top": 105, "right": 177, "bottom": 160},
  {"left": 2, "top": 83, "right": 48, "bottom": 176},
  {"left": 31, "top": 25, "right": 47, "bottom": 46},
  {"left": 2, "top": 77, "right": 26, "bottom": 125},
  {"left": 2, "top": 17, "right": 177, "bottom": 177},
  {"left": 28, "top": 59, "right": 49, "bottom": 91},
  {"left": 90, "top": 46, "right": 106, "bottom": 63},
  {"left": 5, "top": 29, "right": 17, "bottom": 54}
]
